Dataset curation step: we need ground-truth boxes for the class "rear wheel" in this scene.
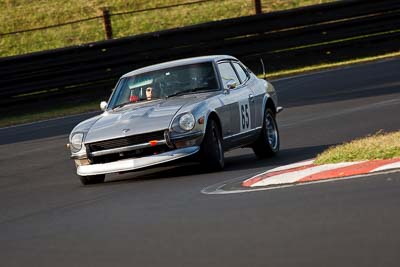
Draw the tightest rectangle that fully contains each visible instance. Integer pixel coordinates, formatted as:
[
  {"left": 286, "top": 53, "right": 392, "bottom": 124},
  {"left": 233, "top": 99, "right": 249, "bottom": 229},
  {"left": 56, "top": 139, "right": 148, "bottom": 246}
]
[
  {"left": 200, "top": 119, "right": 224, "bottom": 171},
  {"left": 79, "top": 174, "right": 105, "bottom": 185},
  {"left": 252, "top": 108, "right": 280, "bottom": 158}
]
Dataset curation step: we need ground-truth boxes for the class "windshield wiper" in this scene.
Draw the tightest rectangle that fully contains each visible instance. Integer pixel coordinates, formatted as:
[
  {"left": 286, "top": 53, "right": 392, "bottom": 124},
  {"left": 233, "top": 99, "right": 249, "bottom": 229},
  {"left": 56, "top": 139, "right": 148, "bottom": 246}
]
[{"left": 165, "top": 87, "right": 214, "bottom": 98}]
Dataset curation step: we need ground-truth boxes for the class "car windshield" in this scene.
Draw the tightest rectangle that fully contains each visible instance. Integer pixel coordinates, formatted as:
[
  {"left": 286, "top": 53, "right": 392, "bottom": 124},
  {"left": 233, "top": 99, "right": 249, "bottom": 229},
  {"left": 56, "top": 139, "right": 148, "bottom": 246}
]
[{"left": 108, "top": 62, "right": 218, "bottom": 109}]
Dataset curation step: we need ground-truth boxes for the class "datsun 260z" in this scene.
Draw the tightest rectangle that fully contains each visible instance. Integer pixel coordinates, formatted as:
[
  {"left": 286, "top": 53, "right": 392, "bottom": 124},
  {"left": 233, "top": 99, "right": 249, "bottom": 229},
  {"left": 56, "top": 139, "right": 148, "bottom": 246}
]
[{"left": 68, "top": 55, "right": 282, "bottom": 185}]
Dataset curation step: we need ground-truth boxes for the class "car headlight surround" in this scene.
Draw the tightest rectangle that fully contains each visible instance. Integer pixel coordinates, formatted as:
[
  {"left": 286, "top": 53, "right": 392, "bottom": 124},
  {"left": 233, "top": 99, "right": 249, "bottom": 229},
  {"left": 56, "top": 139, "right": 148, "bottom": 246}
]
[
  {"left": 178, "top": 113, "right": 195, "bottom": 131},
  {"left": 70, "top": 133, "right": 84, "bottom": 152}
]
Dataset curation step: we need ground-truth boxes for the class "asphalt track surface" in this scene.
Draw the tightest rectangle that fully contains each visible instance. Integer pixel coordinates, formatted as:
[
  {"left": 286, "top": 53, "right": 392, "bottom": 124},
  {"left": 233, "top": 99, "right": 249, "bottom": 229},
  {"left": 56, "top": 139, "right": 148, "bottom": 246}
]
[{"left": 1, "top": 58, "right": 400, "bottom": 267}]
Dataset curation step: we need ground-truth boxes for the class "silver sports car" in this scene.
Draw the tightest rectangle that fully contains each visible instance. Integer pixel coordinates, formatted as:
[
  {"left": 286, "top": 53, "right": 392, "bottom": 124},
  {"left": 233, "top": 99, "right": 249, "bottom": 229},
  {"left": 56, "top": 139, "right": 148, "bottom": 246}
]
[{"left": 68, "top": 55, "right": 282, "bottom": 185}]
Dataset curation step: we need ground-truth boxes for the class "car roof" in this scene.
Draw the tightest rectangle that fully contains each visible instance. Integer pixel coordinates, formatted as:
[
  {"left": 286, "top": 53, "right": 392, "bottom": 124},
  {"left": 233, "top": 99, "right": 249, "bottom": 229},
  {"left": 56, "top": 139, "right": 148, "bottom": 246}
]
[{"left": 122, "top": 55, "right": 237, "bottom": 78}]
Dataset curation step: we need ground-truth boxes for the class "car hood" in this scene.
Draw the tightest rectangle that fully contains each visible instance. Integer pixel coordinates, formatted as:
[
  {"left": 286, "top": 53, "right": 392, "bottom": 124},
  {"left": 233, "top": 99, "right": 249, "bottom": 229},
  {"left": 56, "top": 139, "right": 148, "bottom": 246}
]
[{"left": 84, "top": 95, "right": 208, "bottom": 144}]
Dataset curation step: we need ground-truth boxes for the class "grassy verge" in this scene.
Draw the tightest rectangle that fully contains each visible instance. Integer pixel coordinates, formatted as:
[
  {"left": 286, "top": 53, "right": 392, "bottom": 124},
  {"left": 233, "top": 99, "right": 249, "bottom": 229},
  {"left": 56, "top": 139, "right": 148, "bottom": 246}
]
[
  {"left": 315, "top": 131, "right": 400, "bottom": 165},
  {"left": 267, "top": 51, "right": 400, "bottom": 79},
  {"left": 1, "top": 51, "right": 399, "bottom": 128},
  {"left": 1, "top": 0, "right": 334, "bottom": 58},
  {"left": 0, "top": 101, "right": 100, "bottom": 128}
]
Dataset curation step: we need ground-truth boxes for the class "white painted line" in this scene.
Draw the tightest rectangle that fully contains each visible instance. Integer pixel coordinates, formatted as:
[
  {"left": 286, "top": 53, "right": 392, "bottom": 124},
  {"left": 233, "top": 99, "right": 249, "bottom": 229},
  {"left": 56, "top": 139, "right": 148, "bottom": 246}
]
[
  {"left": 370, "top": 161, "right": 400, "bottom": 173},
  {"left": 0, "top": 111, "right": 100, "bottom": 130},
  {"left": 241, "top": 159, "right": 314, "bottom": 186},
  {"left": 203, "top": 168, "right": 400, "bottom": 195},
  {"left": 251, "top": 162, "right": 358, "bottom": 187},
  {"left": 265, "top": 159, "right": 315, "bottom": 173},
  {"left": 272, "top": 57, "right": 399, "bottom": 82}
]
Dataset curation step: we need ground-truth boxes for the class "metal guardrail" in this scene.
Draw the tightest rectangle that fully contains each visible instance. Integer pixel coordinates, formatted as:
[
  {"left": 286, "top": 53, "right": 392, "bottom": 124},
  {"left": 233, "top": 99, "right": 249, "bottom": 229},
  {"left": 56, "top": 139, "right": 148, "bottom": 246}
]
[{"left": 0, "top": 0, "right": 399, "bottom": 112}]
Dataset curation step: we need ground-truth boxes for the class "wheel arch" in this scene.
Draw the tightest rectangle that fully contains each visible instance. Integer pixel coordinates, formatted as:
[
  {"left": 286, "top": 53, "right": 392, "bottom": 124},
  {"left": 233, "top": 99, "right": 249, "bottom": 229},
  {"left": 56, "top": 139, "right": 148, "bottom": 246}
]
[
  {"left": 206, "top": 111, "right": 222, "bottom": 134},
  {"left": 264, "top": 97, "right": 277, "bottom": 115}
]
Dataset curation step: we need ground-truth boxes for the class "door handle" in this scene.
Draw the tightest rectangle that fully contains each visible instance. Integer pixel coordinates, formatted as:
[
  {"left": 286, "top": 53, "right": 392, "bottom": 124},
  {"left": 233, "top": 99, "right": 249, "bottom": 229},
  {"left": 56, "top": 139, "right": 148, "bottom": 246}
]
[{"left": 248, "top": 94, "right": 254, "bottom": 102}]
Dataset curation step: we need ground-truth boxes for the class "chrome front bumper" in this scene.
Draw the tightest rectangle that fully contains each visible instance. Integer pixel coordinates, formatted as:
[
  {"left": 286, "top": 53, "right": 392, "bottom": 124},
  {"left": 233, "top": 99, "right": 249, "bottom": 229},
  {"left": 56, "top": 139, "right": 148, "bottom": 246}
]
[{"left": 77, "top": 146, "right": 200, "bottom": 176}]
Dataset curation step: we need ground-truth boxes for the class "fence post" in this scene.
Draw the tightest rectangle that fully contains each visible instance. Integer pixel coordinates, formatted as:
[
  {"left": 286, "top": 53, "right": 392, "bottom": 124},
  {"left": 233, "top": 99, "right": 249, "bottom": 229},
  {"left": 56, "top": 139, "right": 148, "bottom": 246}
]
[
  {"left": 254, "top": 0, "right": 262, "bottom": 15},
  {"left": 101, "top": 7, "right": 113, "bottom": 40}
]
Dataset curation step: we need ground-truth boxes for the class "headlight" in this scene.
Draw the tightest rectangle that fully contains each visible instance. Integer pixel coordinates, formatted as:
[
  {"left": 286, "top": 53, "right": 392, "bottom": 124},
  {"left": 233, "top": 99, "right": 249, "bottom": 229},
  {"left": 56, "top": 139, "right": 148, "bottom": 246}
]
[
  {"left": 70, "top": 133, "right": 84, "bottom": 152},
  {"left": 179, "top": 113, "right": 195, "bottom": 131}
]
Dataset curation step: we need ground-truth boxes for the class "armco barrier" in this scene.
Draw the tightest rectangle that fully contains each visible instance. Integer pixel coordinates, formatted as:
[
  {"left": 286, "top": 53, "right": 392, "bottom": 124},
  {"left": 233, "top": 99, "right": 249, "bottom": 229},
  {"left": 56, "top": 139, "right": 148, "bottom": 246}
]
[{"left": 0, "top": 0, "right": 399, "bottom": 114}]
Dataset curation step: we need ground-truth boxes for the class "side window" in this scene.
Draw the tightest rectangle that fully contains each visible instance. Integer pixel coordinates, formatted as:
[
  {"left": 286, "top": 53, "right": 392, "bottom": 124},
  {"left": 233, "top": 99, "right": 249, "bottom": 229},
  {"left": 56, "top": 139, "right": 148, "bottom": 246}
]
[
  {"left": 218, "top": 62, "right": 240, "bottom": 89},
  {"left": 232, "top": 62, "right": 249, "bottom": 83}
]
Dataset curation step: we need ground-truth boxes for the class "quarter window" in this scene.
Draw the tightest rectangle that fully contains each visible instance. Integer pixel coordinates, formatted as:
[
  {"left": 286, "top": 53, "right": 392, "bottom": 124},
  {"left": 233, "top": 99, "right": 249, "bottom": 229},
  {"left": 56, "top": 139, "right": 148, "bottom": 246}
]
[
  {"left": 218, "top": 62, "right": 240, "bottom": 89},
  {"left": 232, "top": 62, "right": 249, "bottom": 83}
]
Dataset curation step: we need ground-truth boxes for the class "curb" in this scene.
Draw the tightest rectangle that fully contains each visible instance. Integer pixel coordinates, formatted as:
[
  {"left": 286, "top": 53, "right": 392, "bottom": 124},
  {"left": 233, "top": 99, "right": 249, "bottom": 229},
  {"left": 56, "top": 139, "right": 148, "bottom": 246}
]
[{"left": 242, "top": 158, "right": 400, "bottom": 188}]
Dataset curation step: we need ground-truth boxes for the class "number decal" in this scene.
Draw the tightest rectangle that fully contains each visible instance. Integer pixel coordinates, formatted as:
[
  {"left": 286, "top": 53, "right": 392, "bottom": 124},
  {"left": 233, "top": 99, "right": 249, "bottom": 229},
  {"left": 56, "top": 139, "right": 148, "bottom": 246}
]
[
  {"left": 239, "top": 100, "right": 251, "bottom": 132},
  {"left": 241, "top": 105, "right": 246, "bottom": 129}
]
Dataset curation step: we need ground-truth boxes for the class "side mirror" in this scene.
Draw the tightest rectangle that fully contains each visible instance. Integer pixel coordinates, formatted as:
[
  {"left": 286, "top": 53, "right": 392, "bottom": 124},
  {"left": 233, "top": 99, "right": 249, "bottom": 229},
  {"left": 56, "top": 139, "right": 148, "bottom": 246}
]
[
  {"left": 226, "top": 79, "right": 237, "bottom": 90},
  {"left": 100, "top": 101, "right": 108, "bottom": 111}
]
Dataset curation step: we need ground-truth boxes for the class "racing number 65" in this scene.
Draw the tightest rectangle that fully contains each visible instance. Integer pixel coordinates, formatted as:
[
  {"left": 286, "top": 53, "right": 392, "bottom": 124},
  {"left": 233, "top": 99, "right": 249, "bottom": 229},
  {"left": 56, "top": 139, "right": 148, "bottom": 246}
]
[{"left": 239, "top": 100, "right": 251, "bottom": 131}]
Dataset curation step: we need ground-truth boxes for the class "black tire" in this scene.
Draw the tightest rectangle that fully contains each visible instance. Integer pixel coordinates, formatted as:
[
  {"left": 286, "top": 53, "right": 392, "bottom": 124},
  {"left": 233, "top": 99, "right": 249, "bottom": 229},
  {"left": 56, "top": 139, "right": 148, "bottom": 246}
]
[
  {"left": 200, "top": 119, "right": 224, "bottom": 171},
  {"left": 252, "top": 108, "right": 280, "bottom": 158},
  {"left": 79, "top": 174, "right": 105, "bottom": 185}
]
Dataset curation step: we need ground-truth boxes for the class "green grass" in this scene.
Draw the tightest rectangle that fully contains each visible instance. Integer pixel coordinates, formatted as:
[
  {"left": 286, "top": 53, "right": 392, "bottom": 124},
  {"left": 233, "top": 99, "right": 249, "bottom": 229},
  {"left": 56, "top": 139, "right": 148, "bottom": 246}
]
[
  {"left": 0, "top": 101, "right": 100, "bottom": 128},
  {"left": 315, "top": 131, "right": 400, "bottom": 164},
  {"left": 0, "top": 0, "right": 334, "bottom": 58},
  {"left": 266, "top": 51, "right": 400, "bottom": 79}
]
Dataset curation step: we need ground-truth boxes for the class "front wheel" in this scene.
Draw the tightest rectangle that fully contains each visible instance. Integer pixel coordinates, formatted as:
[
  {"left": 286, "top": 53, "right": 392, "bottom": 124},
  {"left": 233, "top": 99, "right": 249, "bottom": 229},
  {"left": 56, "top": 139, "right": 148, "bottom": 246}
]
[
  {"left": 199, "top": 119, "right": 224, "bottom": 171},
  {"left": 79, "top": 174, "right": 105, "bottom": 185},
  {"left": 252, "top": 108, "right": 280, "bottom": 158}
]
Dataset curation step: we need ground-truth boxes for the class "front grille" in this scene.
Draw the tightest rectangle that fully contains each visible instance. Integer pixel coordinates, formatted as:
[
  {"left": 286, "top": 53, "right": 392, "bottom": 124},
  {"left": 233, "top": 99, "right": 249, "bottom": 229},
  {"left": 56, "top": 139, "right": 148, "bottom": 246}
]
[
  {"left": 88, "top": 130, "right": 165, "bottom": 152},
  {"left": 91, "top": 145, "right": 170, "bottom": 164}
]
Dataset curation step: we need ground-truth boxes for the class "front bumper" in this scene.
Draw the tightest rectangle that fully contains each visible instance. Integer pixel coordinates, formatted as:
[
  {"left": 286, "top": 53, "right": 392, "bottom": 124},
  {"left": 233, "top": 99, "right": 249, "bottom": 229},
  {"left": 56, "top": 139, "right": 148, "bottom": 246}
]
[{"left": 77, "top": 146, "right": 200, "bottom": 176}]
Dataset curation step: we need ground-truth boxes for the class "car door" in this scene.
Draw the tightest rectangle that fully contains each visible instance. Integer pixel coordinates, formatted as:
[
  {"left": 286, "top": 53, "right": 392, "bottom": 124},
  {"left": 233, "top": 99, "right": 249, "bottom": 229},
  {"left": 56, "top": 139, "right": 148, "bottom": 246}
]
[
  {"left": 232, "top": 61, "right": 263, "bottom": 129},
  {"left": 216, "top": 60, "right": 254, "bottom": 148}
]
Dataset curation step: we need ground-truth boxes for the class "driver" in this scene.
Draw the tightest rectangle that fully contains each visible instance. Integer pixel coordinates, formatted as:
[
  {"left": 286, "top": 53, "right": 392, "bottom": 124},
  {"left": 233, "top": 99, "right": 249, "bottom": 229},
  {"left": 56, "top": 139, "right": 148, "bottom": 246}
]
[
  {"left": 146, "top": 87, "right": 153, "bottom": 100},
  {"left": 146, "top": 84, "right": 161, "bottom": 100}
]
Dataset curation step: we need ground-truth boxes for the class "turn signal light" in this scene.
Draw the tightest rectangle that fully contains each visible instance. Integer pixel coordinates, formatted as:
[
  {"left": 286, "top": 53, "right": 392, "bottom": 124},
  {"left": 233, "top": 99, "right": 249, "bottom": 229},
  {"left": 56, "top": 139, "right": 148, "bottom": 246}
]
[{"left": 198, "top": 116, "right": 205, "bottom": 124}]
